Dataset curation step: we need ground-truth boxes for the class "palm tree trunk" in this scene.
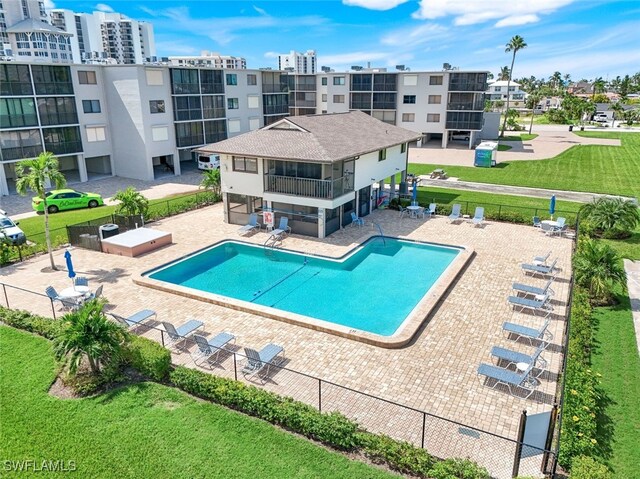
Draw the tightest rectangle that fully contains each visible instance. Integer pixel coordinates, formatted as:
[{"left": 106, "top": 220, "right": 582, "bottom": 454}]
[
  {"left": 43, "top": 198, "right": 56, "bottom": 270},
  {"left": 87, "top": 355, "right": 99, "bottom": 374},
  {"left": 500, "top": 53, "right": 517, "bottom": 137}
]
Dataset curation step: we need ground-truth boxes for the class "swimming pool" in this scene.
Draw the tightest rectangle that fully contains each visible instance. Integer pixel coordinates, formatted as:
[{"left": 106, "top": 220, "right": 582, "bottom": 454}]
[{"left": 143, "top": 237, "right": 464, "bottom": 339}]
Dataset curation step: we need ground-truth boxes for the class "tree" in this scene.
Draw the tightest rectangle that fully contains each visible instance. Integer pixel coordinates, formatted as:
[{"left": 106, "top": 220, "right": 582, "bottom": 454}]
[
  {"left": 580, "top": 197, "right": 640, "bottom": 238},
  {"left": 573, "top": 239, "right": 626, "bottom": 305},
  {"left": 611, "top": 102, "right": 624, "bottom": 128},
  {"left": 592, "top": 77, "right": 606, "bottom": 100},
  {"left": 550, "top": 71, "right": 563, "bottom": 92},
  {"left": 525, "top": 89, "right": 542, "bottom": 133},
  {"left": 498, "top": 66, "right": 510, "bottom": 81},
  {"left": 15, "top": 152, "right": 66, "bottom": 270},
  {"left": 113, "top": 187, "right": 149, "bottom": 217},
  {"left": 500, "top": 35, "right": 527, "bottom": 137},
  {"left": 54, "top": 300, "right": 126, "bottom": 375},
  {"left": 200, "top": 168, "right": 221, "bottom": 197}
]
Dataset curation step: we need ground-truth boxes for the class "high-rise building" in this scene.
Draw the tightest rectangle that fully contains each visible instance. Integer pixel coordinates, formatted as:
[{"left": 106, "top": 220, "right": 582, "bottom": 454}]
[
  {"left": 168, "top": 51, "right": 246, "bottom": 69},
  {"left": 277, "top": 50, "right": 316, "bottom": 74}
]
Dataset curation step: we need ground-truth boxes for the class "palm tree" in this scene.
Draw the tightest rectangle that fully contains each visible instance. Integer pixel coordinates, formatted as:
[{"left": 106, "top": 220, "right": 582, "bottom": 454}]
[
  {"left": 498, "top": 66, "right": 510, "bottom": 81},
  {"left": 591, "top": 77, "right": 606, "bottom": 100},
  {"left": 113, "top": 187, "right": 149, "bottom": 218},
  {"left": 200, "top": 168, "right": 221, "bottom": 197},
  {"left": 500, "top": 35, "right": 527, "bottom": 137},
  {"left": 580, "top": 197, "right": 640, "bottom": 237},
  {"left": 550, "top": 71, "right": 563, "bottom": 92},
  {"left": 573, "top": 239, "right": 626, "bottom": 305},
  {"left": 15, "top": 152, "right": 66, "bottom": 270},
  {"left": 54, "top": 300, "right": 126, "bottom": 375},
  {"left": 610, "top": 102, "right": 624, "bottom": 128}
]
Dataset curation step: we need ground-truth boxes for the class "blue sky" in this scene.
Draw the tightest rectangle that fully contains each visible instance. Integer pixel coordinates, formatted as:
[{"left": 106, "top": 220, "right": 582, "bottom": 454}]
[{"left": 49, "top": 0, "right": 640, "bottom": 80}]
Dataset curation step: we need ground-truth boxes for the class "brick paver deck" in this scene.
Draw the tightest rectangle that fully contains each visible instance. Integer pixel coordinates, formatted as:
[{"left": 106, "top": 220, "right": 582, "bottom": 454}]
[{"left": 0, "top": 204, "right": 572, "bottom": 478}]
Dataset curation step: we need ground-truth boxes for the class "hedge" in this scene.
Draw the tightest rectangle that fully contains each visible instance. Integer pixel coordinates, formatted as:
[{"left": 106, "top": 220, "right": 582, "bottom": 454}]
[
  {"left": 122, "top": 335, "right": 171, "bottom": 382},
  {"left": 0, "top": 306, "right": 64, "bottom": 340}
]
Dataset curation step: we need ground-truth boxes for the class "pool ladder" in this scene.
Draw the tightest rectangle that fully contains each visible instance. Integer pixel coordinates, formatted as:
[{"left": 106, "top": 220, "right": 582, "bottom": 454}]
[
  {"left": 263, "top": 235, "right": 281, "bottom": 258},
  {"left": 373, "top": 223, "right": 386, "bottom": 246}
]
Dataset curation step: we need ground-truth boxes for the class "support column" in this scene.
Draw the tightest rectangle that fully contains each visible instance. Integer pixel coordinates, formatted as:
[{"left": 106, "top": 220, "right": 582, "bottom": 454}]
[
  {"left": 318, "top": 208, "right": 325, "bottom": 239},
  {"left": 400, "top": 170, "right": 407, "bottom": 195},
  {"left": 78, "top": 154, "right": 88, "bottom": 182},
  {"left": 390, "top": 175, "right": 396, "bottom": 199},
  {"left": 378, "top": 178, "right": 385, "bottom": 204}
]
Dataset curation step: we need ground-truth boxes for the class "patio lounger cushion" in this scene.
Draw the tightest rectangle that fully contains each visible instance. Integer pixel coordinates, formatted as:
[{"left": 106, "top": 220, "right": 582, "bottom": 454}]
[
  {"left": 512, "top": 279, "right": 554, "bottom": 297},
  {"left": 503, "top": 319, "right": 552, "bottom": 343},
  {"left": 477, "top": 363, "right": 537, "bottom": 398},
  {"left": 175, "top": 319, "right": 204, "bottom": 337}
]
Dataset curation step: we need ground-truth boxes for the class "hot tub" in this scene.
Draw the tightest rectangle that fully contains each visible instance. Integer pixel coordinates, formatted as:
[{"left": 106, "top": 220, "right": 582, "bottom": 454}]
[{"left": 101, "top": 227, "right": 172, "bottom": 257}]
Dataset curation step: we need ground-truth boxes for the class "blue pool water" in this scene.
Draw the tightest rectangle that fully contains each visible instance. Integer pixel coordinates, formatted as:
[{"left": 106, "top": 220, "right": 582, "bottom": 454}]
[{"left": 147, "top": 237, "right": 461, "bottom": 336}]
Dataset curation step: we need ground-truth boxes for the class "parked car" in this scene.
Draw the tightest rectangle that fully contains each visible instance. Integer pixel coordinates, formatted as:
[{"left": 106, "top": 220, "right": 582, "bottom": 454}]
[
  {"left": 450, "top": 131, "right": 470, "bottom": 141},
  {"left": 593, "top": 114, "right": 608, "bottom": 123},
  {"left": 0, "top": 211, "right": 26, "bottom": 245},
  {"left": 32, "top": 189, "right": 104, "bottom": 214}
]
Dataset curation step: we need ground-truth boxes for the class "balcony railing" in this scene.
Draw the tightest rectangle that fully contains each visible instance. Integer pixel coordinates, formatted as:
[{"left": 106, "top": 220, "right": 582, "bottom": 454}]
[
  {"left": 264, "top": 175, "right": 352, "bottom": 199},
  {"left": 447, "top": 101, "right": 484, "bottom": 111},
  {"left": 44, "top": 141, "right": 83, "bottom": 155},
  {"left": 1, "top": 144, "right": 44, "bottom": 161}
]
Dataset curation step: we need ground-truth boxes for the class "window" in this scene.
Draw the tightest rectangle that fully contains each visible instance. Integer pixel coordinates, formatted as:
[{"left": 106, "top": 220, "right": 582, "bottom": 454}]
[
  {"left": 321, "top": 77, "right": 327, "bottom": 86},
  {"left": 429, "top": 75, "right": 443, "bottom": 85},
  {"left": 378, "top": 149, "right": 387, "bottom": 162},
  {"left": 494, "top": 86, "right": 502, "bottom": 92},
  {"left": 151, "top": 126, "right": 169, "bottom": 141},
  {"left": 333, "top": 95, "right": 345, "bottom": 103},
  {"left": 0, "top": 98, "right": 37, "bottom": 128},
  {"left": 227, "top": 98, "right": 239, "bottom": 109},
  {"left": 226, "top": 73, "right": 237, "bottom": 86},
  {"left": 149, "top": 100, "right": 165, "bottom": 114},
  {"left": 247, "top": 95, "right": 259, "bottom": 109},
  {"left": 321, "top": 94, "right": 327, "bottom": 102},
  {"left": 203, "top": 95, "right": 225, "bottom": 118},
  {"left": 428, "top": 95, "right": 441, "bottom": 104},
  {"left": 401, "top": 113, "right": 415, "bottom": 122},
  {"left": 508, "top": 86, "right": 515, "bottom": 91},
  {"left": 333, "top": 76, "right": 345, "bottom": 86},
  {"left": 249, "top": 117, "right": 260, "bottom": 130},
  {"left": 403, "top": 95, "right": 416, "bottom": 104},
  {"left": 145, "top": 69, "right": 163, "bottom": 86},
  {"left": 78, "top": 70, "right": 97, "bottom": 84},
  {"left": 403, "top": 74, "right": 418, "bottom": 86},
  {"left": 401, "top": 143, "right": 407, "bottom": 153},
  {"left": 233, "top": 156, "right": 258, "bottom": 173},
  {"left": 427, "top": 113, "right": 440, "bottom": 122},
  {"left": 173, "top": 96, "right": 202, "bottom": 121},
  {"left": 247, "top": 74, "right": 257, "bottom": 86},
  {"left": 228, "top": 119, "right": 241, "bottom": 133},
  {"left": 86, "top": 126, "right": 106, "bottom": 142},
  {"left": 82, "top": 99, "right": 101, "bottom": 113}
]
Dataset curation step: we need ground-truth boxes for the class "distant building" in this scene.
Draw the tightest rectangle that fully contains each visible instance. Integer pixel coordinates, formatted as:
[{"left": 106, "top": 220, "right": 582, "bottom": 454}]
[
  {"left": 486, "top": 80, "right": 526, "bottom": 108},
  {"left": 278, "top": 50, "right": 316, "bottom": 74},
  {"left": 167, "top": 51, "right": 246, "bottom": 69}
]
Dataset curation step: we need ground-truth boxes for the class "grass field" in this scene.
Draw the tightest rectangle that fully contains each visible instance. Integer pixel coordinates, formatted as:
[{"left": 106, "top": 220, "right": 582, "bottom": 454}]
[
  {"left": 409, "top": 131, "right": 640, "bottom": 197},
  {"left": 0, "top": 326, "right": 396, "bottom": 479}
]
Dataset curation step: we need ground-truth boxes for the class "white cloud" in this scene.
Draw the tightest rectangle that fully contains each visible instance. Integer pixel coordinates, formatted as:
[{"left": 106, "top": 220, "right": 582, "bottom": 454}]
[
  {"left": 253, "top": 5, "right": 267, "bottom": 16},
  {"left": 264, "top": 51, "right": 279, "bottom": 58},
  {"left": 381, "top": 23, "right": 450, "bottom": 47},
  {"left": 412, "top": 0, "right": 575, "bottom": 27},
  {"left": 95, "top": 3, "right": 114, "bottom": 13},
  {"left": 319, "top": 51, "right": 390, "bottom": 66},
  {"left": 343, "top": 0, "right": 410, "bottom": 11},
  {"left": 43, "top": 0, "right": 56, "bottom": 9}
]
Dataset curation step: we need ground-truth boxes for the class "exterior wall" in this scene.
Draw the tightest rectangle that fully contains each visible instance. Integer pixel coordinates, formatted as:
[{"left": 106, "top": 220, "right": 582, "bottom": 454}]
[
  {"left": 321, "top": 73, "right": 350, "bottom": 113},
  {"left": 219, "top": 153, "right": 264, "bottom": 194},
  {"left": 479, "top": 112, "right": 500, "bottom": 140},
  {"left": 225, "top": 70, "right": 263, "bottom": 136},
  {"left": 396, "top": 72, "right": 448, "bottom": 137},
  {"left": 352, "top": 144, "right": 407, "bottom": 190}
]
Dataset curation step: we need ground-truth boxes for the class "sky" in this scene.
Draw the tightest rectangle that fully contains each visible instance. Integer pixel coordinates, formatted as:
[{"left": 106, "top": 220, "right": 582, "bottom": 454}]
[{"left": 48, "top": 0, "right": 640, "bottom": 81}]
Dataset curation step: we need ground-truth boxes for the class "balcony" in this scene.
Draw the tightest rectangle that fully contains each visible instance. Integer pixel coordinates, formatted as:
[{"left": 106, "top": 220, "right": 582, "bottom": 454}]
[
  {"left": 447, "top": 101, "right": 484, "bottom": 111},
  {"left": 0, "top": 144, "right": 44, "bottom": 161},
  {"left": 44, "top": 141, "right": 83, "bottom": 155},
  {"left": 264, "top": 175, "right": 352, "bottom": 199}
]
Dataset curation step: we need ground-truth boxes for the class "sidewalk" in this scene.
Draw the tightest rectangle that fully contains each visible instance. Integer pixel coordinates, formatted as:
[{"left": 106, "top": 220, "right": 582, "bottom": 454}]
[{"left": 623, "top": 260, "right": 640, "bottom": 354}]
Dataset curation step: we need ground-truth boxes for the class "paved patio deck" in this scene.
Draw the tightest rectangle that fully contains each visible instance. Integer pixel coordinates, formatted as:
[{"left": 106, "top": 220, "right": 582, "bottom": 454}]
[{"left": 0, "top": 204, "right": 573, "bottom": 477}]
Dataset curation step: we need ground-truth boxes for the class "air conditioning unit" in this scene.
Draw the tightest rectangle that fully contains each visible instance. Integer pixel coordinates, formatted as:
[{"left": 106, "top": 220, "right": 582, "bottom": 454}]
[
  {"left": 351, "top": 65, "right": 363, "bottom": 71},
  {"left": 443, "top": 63, "right": 452, "bottom": 70},
  {"left": 395, "top": 65, "right": 405, "bottom": 71}
]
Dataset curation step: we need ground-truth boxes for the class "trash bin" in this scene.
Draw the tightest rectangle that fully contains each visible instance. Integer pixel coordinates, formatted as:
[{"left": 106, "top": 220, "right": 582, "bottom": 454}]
[
  {"left": 568, "top": 125, "right": 573, "bottom": 131},
  {"left": 99, "top": 224, "right": 119, "bottom": 240}
]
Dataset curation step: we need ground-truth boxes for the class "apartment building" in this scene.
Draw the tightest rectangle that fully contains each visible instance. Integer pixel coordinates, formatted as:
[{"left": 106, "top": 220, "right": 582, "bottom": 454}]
[
  {"left": 486, "top": 80, "right": 527, "bottom": 109},
  {"left": 278, "top": 50, "right": 316, "bottom": 74},
  {"left": 168, "top": 51, "right": 246, "bottom": 69}
]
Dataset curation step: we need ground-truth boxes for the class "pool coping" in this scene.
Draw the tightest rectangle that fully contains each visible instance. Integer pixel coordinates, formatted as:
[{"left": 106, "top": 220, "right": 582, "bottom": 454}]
[{"left": 134, "top": 237, "right": 474, "bottom": 348}]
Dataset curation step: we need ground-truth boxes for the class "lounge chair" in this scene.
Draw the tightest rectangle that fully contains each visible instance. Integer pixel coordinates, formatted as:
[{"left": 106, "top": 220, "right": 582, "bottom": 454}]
[
  {"left": 533, "top": 251, "right": 551, "bottom": 265},
  {"left": 270, "top": 217, "right": 292, "bottom": 239},
  {"left": 192, "top": 332, "right": 235, "bottom": 366},
  {"left": 491, "top": 342, "right": 548, "bottom": 378},
  {"left": 532, "top": 216, "right": 541, "bottom": 228},
  {"left": 426, "top": 203, "right": 436, "bottom": 218},
  {"left": 503, "top": 318, "right": 553, "bottom": 345},
  {"left": 350, "top": 211, "right": 364, "bottom": 227},
  {"left": 521, "top": 259, "right": 558, "bottom": 277},
  {"left": 238, "top": 213, "right": 261, "bottom": 236},
  {"left": 472, "top": 207, "right": 484, "bottom": 226},
  {"left": 242, "top": 343, "right": 285, "bottom": 381},
  {"left": 477, "top": 362, "right": 538, "bottom": 399},
  {"left": 507, "top": 294, "right": 553, "bottom": 316},
  {"left": 448, "top": 204, "right": 461, "bottom": 222},
  {"left": 512, "top": 278, "right": 555, "bottom": 298},
  {"left": 109, "top": 309, "right": 157, "bottom": 329},
  {"left": 161, "top": 319, "right": 204, "bottom": 350}
]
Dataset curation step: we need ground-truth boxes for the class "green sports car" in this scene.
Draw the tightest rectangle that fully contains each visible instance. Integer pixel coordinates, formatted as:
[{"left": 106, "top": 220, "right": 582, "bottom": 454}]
[{"left": 32, "top": 189, "right": 104, "bottom": 214}]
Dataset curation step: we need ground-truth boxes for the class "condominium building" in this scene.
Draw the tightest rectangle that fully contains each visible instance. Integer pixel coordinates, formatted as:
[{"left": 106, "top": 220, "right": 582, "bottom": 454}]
[
  {"left": 168, "top": 51, "right": 246, "bottom": 69},
  {"left": 278, "top": 50, "right": 316, "bottom": 74},
  {"left": 486, "top": 80, "right": 526, "bottom": 109}
]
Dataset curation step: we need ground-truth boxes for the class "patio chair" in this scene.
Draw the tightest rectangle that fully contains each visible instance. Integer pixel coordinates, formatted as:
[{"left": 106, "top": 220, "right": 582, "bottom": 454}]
[
  {"left": 191, "top": 332, "right": 235, "bottom": 366},
  {"left": 521, "top": 259, "right": 558, "bottom": 278},
  {"left": 491, "top": 342, "right": 548, "bottom": 378},
  {"left": 45, "top": 286, "right": 75, "bottom": 311},
  {"left": 472, "top": 207, "right": 484, "bottom": 226},
  {"left": 85, "top": 284, "right": 104, "bottom": 301},
  {"left": 75, "top": 277, "right": 89, "bottom": 287},
  {"left": 512, "top": 278, "right": 555, "bottom": 298},
  {"left": 242, "top": 343, "right": 285, "bottom": 381},
  {"left": 541, "top": 222, "right": 556, "bottom": 236},
  {"left": 398, "top": 206, "right": 410, "bottom": 218},
  {"left": 532, "top": 216, "right": 541, "bottom": 228},
  {"left": 270, "top": 217, "right": 292, "bottom": 239},
  {"left": 533, "top": 251, "right": 551, "bottom": 265},
  {"left": 350, "top": 212, "right": 364, "bottom": 227},
  {"left": 415, "top": 206, "right": 426, "bottom": 219},
  {"left": 507, "top": 294, "right": 553, "bottom": 316},
  {"left": 477, "top": 362, "right": 538, "bottom": 399},
  {"left": 237, "top": 213, "right": 261, "bottom": 236},
  {"left": 161, "top": 319, "right": 204, "bottom": 350},
  {"left": 426, "top": 203, "right": 437, "bottom": 218},
  {"left": 109, "top": 309, "right": 157, "bottom": 329},
  {"left": 448, "top": 204, "right": 461, "bottom": 222},
  {"left": 503, "top": 318, "right": 553, "bottom": 345}
]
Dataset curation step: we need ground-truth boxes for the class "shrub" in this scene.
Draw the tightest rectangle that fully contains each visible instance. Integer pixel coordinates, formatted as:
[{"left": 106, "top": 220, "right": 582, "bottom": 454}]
[
  {"left": 570, "top": 456, "right": 612, "bottom": 479},
  {"left": 579, "top": 197, "right": 640, "bottom": 238},
  {"left": 359, "top": 432, "right": 434, "bottom": 477},
  {"left": 122, "top": 334, "right": 172, "bottom": 382},
  {"left": 573, "top": 239, "right": 626, "bottom": 305},
  {"left": 0, "top": 306, "right": 63, "bottom": 339},
  {"left": 428, "top": 458, "right": 491, "bottom": 479},
  {"left": 170, "top": 366, "right": 360, "bottom": 450}
]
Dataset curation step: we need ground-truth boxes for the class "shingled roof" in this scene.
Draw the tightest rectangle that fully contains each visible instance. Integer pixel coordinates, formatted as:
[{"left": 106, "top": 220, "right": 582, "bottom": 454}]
[{"left": 196, "top": 111, "right": 421, "bottom": 163}]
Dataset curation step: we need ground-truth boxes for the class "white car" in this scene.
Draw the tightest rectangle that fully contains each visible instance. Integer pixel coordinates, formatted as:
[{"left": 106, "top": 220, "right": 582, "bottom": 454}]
[
  {"left": 0, "top": 211, "right": 26, "bottom": 246},
  {"left": 593, "top": 114, "right": 608, "bottom": 123}
]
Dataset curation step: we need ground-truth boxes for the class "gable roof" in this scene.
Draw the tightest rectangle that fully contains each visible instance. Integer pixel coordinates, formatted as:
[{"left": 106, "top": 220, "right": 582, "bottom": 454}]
[{"left": 196, "top": 111, "right": 422, "bottom": 163}]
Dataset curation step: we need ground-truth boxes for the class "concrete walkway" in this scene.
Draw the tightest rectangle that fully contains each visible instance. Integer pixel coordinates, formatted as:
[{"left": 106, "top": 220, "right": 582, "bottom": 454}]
[
  {"left": 417, "top": 177, "right": 634, "bottom": 203},
  {"left": 623, "top": 260, "right": 640, "bottom": 354}
]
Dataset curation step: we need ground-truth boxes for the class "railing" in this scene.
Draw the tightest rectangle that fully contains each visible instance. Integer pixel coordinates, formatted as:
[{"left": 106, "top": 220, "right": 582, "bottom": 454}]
[
  {"left": 264, "top": 175, "right": 352, "bottom": 199},
  {"left": 446, "top": 102, "right": 484, "bottom": 111},
  {"left": 263, "top": 105, "right": 289, "bottom": 115},
  {"left": 0, "top": 144, "right": 44, "bottom": 161},
  {"left": 44, "top": 140, "right": 83, "bottom": 155},
  {"left": 39, "top": 113, "right": 79, "bottom": 126}
]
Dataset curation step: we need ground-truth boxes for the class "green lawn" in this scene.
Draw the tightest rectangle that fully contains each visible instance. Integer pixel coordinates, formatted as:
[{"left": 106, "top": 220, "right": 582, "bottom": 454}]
[
  {"left": 0, "top": 326, "right": 396, "bottom": 479},
  {"left": 409, "top": 131, "right": 640, "bottom": 197}
]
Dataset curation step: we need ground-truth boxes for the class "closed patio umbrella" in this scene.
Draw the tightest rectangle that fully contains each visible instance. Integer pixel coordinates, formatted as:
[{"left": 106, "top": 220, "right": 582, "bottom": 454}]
[
  {"left": 411, "top": 178, "right": 418, "bottom": 204},
  {"left": 64, "top": 249, "right": 76, "bottom": 288},
  {"left": 549, "top": 195, "right": 556, "bottom": 221}
]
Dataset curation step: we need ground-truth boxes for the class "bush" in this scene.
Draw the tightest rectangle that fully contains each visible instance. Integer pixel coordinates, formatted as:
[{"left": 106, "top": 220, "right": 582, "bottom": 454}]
[
  {"left": 570, "top": 456, "right": 612, "bottom": 479},
  {"left": 122, "top": 335, "right": 172, "bottom": 382},
  {"left": 62, "top": 359, "right": 125, "bottom": 396},
  {"left": 359, "top": 432, "right": 434, "bottom": 477},
  {"left": 0, "top": 306, "right": 63, "bottom": 339},
  {"left": 428, "top": 458, "right": 491, "bottom": 479},
  {"left": 170, "top": 366, "right": 360, "bottom": 450}
]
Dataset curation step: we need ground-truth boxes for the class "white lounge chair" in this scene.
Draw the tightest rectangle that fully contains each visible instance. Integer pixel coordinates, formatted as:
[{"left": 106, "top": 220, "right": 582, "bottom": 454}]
[
  {"left": 426, "top": 203, "right": 436, "bottom": 218},
  {"left": 192, "top": 332, "right": 235, "bottom": 366},
  {"left": 507, "top": 294, "right": 553, "bottom": 316},
  {"left": 161, "top": 319, "right": 204, "bottom": 350},
  {"left": 109, "top": 309, "right": 157, "bottom": 329},
  {"left": 448, "top": 204, "right": 461, "bottom": 222},
  {"left": 242, "top": 343, "right": 285, "bottom": 381},
  {"left": 491, "top": 342, "right": 548, "bottom": 378},
  {"left": 238, "top": 213, "right": 261, "bottom": 235},
  {"left": 522, "top": 259, "right": 558, "bottom": 278},
  {"left": 270, "top": 217, "right": 292, "bottom": 239},
  {"left": 512, "top": 278, "right": 555, "bottom": 298},
  {"left": 477, "top": 362, "right": 538, "bottom": 399},
  {"left": 472, "top": 207, "right": 484, "bottom": 226},
  {"left": 503, "top": 318, "right": 553, "bottom": 345}
]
